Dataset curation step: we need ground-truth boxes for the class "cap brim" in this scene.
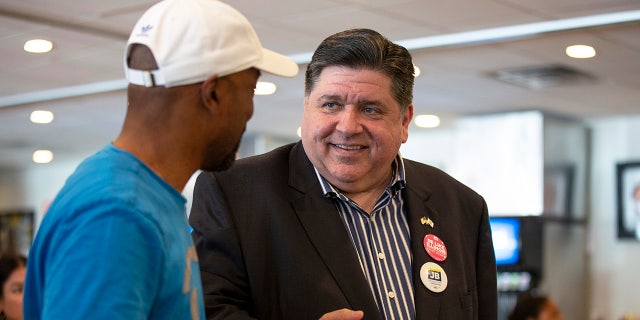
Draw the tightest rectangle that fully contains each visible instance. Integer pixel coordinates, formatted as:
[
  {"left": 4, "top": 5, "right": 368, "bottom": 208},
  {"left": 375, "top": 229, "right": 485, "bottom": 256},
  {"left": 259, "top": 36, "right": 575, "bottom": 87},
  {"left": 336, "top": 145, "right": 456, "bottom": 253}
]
[{"left": 256, "top": 48, "right": 299, "bottom": 77}]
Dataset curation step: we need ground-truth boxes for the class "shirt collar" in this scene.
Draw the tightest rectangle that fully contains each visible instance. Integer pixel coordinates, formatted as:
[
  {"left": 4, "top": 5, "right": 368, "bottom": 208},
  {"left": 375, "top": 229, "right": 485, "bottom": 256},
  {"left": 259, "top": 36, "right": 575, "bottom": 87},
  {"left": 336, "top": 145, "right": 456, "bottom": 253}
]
[{"left": 314, "top": 154, "right": 407, "bottom": 198}]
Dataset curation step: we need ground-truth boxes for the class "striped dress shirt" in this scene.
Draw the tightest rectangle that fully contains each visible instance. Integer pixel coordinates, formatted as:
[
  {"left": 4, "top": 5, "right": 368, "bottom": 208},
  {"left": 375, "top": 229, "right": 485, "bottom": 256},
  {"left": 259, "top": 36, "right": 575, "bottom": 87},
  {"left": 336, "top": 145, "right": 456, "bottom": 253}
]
[{"left": 314, "top": 156, "right": 415, "bottom": 320}]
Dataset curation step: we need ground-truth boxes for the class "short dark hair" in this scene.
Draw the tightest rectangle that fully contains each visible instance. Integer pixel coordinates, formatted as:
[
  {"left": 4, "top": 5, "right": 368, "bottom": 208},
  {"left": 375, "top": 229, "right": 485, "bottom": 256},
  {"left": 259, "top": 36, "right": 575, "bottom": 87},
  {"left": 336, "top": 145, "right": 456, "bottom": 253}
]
[
  {"left": 0, "top": 253, "right": 26, "bottom": 298},
  {"left": 304, "top": 28, "right": 414, "bottom": 113}
]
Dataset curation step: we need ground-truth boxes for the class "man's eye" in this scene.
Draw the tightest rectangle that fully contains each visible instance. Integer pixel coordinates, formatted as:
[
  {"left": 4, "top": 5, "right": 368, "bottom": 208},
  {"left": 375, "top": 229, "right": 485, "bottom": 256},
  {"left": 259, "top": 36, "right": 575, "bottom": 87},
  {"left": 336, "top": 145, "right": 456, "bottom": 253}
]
[
  {"left": 364, "top": 107, "right": 376, "bottom": 114},
  {"left": 324, "top": 102, "right": 337, "bottom": 109}
]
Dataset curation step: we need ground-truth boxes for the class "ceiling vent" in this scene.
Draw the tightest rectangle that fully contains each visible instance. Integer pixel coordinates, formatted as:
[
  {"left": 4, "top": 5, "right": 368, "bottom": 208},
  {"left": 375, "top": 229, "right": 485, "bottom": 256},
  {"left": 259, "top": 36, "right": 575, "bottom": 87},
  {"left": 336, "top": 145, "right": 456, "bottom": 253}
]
[{"left": 489, "top": 64, "right": 597, "bottom": 90}]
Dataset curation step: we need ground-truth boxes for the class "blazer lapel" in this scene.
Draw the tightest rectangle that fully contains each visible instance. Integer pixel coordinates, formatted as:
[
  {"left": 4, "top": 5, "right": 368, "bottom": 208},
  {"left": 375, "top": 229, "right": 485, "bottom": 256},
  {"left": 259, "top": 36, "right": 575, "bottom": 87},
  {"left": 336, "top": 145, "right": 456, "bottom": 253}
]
[
  {"left": 404, "top": 162, "right": 443, "bottom": 319},
  {"left": 288, "top": 143, "right": 382, "bottom": 319}
]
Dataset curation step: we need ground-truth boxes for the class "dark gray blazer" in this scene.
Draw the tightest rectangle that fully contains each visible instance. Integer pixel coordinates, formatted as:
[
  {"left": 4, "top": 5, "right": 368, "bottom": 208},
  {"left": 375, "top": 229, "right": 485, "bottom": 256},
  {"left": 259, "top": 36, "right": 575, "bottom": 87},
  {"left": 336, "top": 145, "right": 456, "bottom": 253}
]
[{"left": 190, "top": 142, "right": 497, "bottom": 320}]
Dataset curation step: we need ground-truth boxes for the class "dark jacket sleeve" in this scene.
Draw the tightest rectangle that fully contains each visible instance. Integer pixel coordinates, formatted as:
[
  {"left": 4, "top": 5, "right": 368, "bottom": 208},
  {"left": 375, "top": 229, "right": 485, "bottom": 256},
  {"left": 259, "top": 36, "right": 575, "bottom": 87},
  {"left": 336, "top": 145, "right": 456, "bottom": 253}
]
[
  {"left": 189, "top": 171, "right": 257, "bottom": 320},
  {"left": 476, "top": 199, "right": 498, "bottom": 320}
]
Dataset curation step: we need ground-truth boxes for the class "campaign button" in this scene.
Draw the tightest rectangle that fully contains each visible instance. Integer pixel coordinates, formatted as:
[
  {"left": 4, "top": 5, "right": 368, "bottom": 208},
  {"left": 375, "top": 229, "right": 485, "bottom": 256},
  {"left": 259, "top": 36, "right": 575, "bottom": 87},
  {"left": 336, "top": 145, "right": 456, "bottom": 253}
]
[
  {"left": 420, "top": 262, "right": 448, "bottom": 293},
  {"left": 423, "top": 234, "right": 447, "bottom": 261}
]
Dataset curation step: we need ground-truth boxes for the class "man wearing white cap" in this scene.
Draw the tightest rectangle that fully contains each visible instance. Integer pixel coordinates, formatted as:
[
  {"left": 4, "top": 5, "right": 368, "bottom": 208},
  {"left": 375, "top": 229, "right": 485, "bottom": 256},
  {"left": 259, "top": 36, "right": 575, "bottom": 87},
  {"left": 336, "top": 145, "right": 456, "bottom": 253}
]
[{"left": 23, "top": 0, "right": 297, "bottom": 319}]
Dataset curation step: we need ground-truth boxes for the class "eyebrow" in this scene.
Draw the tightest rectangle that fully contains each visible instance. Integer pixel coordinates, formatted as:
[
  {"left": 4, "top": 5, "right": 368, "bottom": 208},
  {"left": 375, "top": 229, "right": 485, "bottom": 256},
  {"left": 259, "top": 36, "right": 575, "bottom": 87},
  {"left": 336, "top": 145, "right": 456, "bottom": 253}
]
[
  {"left": 317, "top": 94, "right": 343, "bottom": 102},
  {"left": 358, "top": 99, "right": 384, "bottom": 107},
  {"left": 317, "top": 94, "right": 383, "bottom": 106}
]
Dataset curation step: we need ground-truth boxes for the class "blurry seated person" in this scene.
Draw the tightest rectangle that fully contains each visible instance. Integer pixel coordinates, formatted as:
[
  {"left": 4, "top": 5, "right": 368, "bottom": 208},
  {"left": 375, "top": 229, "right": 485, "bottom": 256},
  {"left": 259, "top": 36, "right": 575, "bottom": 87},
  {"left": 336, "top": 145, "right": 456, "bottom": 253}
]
[
  {"left": 0, "top": 254, "right": 26, "bottom": 320},
  {"left": 508, "top": 293, "right": 563, "bottom": 320}
]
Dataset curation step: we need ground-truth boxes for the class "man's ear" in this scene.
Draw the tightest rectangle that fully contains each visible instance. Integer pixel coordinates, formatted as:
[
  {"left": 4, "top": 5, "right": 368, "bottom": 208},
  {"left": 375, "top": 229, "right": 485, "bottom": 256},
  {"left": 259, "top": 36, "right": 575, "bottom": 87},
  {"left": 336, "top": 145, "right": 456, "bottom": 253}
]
[
  {"left": 201, "top": 74, "right": 219, "bottom": 106},
  {"left": 401, "top": 104, "right": 414, "bottom": 144}
]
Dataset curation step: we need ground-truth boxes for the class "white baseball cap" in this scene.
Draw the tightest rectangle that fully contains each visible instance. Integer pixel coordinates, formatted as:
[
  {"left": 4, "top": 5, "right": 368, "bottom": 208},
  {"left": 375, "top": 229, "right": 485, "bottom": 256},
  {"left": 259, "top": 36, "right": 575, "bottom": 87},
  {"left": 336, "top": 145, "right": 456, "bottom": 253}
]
[{"left": 124, "top": 0, "right": 299, "bottom": 87}]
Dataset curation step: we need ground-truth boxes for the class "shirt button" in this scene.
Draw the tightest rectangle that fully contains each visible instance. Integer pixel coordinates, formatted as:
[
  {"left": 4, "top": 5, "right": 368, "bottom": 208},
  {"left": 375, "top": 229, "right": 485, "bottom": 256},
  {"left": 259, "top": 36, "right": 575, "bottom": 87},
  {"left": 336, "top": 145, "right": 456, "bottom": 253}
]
[
  {"left": 377, "top": 252, "right": 385, "bottom": 260},
  {"left": 388, "top": 291, "right": 396, "bottom": 299}
]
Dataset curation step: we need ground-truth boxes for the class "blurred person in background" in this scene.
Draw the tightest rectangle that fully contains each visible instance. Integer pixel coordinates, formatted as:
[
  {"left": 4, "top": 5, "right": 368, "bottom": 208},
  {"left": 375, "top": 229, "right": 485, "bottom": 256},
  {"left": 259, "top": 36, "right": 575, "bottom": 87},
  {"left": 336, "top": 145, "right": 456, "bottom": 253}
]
[
  {"left": 633, "top": 182, "right": 640, "bottom": 238},
  {"left": 508, "top": 293, "right": 563, "bottom": 320},
  {"left": 0, "top": 253, "right": 26, "bottom": 320}
]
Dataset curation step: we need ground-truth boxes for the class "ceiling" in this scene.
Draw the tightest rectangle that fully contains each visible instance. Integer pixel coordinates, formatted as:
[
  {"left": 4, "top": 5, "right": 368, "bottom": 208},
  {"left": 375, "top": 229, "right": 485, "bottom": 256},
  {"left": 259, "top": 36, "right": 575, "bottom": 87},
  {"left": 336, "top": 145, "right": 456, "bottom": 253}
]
[{"left": 1, "top": 0, "right": 639, "bottom": 170}]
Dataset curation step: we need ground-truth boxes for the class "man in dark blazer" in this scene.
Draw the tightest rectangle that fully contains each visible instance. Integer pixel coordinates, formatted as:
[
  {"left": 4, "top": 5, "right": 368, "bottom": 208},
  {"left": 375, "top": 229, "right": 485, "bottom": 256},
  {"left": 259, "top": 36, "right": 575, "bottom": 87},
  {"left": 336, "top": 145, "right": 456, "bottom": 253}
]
[{"left": 190, "top": 28, "right": 497, "bottom": 320}]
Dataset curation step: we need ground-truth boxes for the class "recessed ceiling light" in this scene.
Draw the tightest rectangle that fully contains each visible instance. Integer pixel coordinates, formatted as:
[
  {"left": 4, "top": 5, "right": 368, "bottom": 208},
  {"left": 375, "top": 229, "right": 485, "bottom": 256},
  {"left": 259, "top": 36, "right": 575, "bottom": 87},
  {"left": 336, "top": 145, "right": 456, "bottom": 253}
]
[
  {"left": 296, "top": 126, "right": 302, "bottom": 138},
  {"left": 24, "top": 39, "right": 53, "bottom": 53},
  {"left": 413, "top": 65, "right": 421, "bottom": 77},
  {"left": 565, "top": 44, "right": 596, "bottom": 58},
  {"left": 33, "top": 150, "right": 54, "bottom": 164},
  {"left": 30, "top": 110, "right": 54, "bottom": 124},
  {"left": 414, "top": 114, "right": 441, "bottom": 128},
  {"left": 255, "top": 82, "right": 277, "bottom": 95}
]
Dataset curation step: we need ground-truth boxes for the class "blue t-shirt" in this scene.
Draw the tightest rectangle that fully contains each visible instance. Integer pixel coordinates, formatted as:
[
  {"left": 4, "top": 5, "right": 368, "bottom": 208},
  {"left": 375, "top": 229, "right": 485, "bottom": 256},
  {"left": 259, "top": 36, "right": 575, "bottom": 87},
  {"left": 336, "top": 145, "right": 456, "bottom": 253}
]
[{"left": 24, "top": 144, "right": 205, "bottom": 319}]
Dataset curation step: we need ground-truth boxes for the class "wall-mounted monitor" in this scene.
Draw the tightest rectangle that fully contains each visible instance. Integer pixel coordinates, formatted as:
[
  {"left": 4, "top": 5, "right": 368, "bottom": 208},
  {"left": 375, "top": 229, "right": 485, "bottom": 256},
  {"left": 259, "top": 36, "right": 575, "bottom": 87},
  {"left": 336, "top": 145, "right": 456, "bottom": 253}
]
[
  {"left": 489, "top": 216, "right": 543, "bottom": 276},
  {"left": 490, "top": 217, "right": 521, "bottom": 265}
]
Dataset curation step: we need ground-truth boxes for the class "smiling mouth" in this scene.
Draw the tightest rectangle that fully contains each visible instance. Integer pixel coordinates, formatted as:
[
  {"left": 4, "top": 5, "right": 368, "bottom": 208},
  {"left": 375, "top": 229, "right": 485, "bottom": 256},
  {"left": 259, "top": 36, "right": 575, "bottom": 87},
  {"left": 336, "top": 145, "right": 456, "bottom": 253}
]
[{"left": 332, "top": 143, "right": 366, "bottom": 150}]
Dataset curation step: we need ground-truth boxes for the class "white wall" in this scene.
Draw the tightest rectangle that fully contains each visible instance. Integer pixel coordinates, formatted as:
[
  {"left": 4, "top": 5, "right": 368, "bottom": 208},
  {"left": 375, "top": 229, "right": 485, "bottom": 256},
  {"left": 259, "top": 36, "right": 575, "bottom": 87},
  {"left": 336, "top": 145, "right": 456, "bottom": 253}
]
[
  {"left": 21, "top": 159, "right": 83, "bottom": 229},
  {"left": 401, "top": 127, "right": 455, "bottom": 171},
  {"left": 0, "top": 169, "right": 26, "bottom": 210},
  {"left": 587, "top": 115, "right": 640, "bottom": 320}
]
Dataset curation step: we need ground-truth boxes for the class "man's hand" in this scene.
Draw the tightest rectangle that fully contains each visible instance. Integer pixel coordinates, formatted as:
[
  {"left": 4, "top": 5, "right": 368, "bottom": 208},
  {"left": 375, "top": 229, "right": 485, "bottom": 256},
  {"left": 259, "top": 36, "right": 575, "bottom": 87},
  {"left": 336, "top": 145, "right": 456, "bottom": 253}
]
[{"left": 319, "top": 308, "right": 364, "bottom": 320}]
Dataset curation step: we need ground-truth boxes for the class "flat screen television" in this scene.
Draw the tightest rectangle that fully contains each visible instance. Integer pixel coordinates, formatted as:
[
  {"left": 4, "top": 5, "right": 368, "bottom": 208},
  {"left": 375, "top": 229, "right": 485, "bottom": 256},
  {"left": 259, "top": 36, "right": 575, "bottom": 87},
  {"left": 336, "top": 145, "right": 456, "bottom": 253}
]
[
  {"left": 489, "top": 217, "right": 520, "bottom": 265},
  {"left": 488, "top": 216, "right": 543, "bottom": 277}
]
